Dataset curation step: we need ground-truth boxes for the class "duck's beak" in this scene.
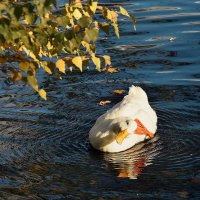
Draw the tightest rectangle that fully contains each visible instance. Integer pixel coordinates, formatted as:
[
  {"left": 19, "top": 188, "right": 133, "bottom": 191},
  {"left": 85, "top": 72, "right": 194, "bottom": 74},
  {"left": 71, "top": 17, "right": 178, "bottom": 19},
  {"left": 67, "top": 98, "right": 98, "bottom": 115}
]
[
  {"left": 115, "top": 129, "right": 129, "bottom": 144},
  {"left": 134, "top": 119, "right": 154, "bottom": 138}
]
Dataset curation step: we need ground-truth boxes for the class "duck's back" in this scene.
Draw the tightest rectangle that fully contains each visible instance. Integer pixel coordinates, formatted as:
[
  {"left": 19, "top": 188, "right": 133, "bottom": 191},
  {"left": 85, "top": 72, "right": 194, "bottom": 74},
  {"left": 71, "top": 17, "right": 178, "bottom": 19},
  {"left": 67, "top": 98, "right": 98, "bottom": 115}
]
[{"left": 103, "top": 86, "right": 156, "bottom": 121}]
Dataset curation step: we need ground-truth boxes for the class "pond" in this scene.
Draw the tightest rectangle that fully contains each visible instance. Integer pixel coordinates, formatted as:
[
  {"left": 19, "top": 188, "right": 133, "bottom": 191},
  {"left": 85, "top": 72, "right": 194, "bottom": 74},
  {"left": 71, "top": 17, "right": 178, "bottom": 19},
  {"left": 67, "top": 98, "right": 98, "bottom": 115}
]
[{"left": 0, "top": 0, "right": 200, "bottom": 199}]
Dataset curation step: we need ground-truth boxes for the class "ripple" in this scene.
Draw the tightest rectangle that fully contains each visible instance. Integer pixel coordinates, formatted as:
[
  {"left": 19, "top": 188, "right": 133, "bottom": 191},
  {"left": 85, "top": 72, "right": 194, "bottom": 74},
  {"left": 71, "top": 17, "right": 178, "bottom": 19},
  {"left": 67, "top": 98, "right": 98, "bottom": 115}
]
[
  {"left": 146, "top": 36, "right": 176, "bottom": 42},
  {"left": 152, "top": 105, "right": 200, "bottom": 171},
  {"left": 0, "top": 0, "right": 200, "bottom": 198},
  {"left": 135, "top": 6, "right": 181, "bottom": 12},
  {"left": 139, "top": 12, "right": 200, "bottom": 20},
  {"left": 112, "top": 44, "right": 158, "bottom": 51}
]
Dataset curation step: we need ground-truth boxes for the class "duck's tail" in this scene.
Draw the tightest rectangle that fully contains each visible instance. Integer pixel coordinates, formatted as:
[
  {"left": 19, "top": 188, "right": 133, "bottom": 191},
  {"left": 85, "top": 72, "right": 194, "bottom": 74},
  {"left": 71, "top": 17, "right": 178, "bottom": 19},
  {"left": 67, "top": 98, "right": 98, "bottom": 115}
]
[{"left": 128, "top": 85, "right": 148, "bottom": 101}]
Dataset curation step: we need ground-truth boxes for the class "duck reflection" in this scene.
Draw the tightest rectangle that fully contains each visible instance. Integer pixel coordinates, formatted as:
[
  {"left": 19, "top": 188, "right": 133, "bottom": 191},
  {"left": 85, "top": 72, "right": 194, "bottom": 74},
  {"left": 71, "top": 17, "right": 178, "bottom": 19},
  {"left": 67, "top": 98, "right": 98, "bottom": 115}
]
[{"left": 103, "top": 137, "right": 160, "bottom": 179}]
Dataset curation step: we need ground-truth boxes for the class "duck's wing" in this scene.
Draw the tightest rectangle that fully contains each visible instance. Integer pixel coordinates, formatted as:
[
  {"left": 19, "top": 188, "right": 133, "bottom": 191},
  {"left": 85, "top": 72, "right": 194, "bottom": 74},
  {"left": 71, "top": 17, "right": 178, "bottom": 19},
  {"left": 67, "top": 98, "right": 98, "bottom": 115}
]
[
  {"left": 95, "top": 85, "right": 156, "bottom": 125},
  {"left": 134, "top": 109, "right": 157, "bottom": 133},
  {"left": 104, "top": 97, "right": 144, "bottom": 120}
]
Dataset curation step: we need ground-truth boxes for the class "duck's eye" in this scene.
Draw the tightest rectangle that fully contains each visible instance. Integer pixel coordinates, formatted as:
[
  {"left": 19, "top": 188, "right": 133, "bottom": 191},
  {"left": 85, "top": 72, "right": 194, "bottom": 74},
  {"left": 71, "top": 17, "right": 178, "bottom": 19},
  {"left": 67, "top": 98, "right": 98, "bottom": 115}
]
[{"left": 126, "top": 120, "right": 129, "bottom": 125}]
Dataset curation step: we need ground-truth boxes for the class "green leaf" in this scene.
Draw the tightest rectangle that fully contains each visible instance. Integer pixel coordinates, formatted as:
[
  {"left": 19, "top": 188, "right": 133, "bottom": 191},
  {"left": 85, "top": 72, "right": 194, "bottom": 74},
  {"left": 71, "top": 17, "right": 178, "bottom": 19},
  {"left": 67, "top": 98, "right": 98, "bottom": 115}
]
[
  {"left": 84, "top": 28, "right": 99, "bottom": 42},
  {"left": 39, "top": 89, "right": 47, "bottom": 100},
  {"left": 92, "top": 55, "right": 101, "bottom": 71},
  {"left": 119, "top": 6, "right": 130, "bottom": 17},
  {"left": 14, "top": 5, "right": 23, "bottom": 20},
  {"left": 24, "top": 13, "right": 37, "bottom": 25},
  {"left": 112, "top": 23, "right": 120, "bottom": 38},
  {"left": 72, "top": 56, "right": 82, "bottom": 72},
  {"left": 27, "top": 75, "right": 39, "bottom": 91},
  {"left": 56, "top": 16, "right": 70, "bottom": 29},
  {"left": 77, "top": 16, "right": 91, "bottom": 28},
  {"left": 131, "top": 16, "right": 137, "bottom": 31},
  {"left": 56, "top": 59, "right": 66, "bottom": 74}
]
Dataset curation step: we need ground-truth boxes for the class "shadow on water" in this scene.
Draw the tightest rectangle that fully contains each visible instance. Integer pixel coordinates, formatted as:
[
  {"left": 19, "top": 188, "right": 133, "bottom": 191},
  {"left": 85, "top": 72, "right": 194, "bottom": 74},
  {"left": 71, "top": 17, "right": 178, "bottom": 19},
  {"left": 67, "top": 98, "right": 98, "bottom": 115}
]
[{"left": 0, "top": 0, "right": 200, "bottom": 199}]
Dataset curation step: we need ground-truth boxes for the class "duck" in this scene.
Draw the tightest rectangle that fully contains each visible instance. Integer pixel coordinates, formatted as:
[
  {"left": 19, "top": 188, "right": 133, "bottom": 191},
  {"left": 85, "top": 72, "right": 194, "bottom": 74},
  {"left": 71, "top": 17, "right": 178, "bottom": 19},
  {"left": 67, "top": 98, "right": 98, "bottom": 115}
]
[{"left": 89, "top": 85, "right": 157, "bottom": 153}]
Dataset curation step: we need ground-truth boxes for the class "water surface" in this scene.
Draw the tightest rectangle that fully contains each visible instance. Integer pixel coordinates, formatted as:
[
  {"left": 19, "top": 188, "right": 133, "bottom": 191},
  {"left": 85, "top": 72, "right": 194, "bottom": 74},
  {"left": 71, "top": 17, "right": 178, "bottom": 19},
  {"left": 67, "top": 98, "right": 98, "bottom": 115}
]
[{"left": 0, "top": 0, "right": 200, "bottom": 199}]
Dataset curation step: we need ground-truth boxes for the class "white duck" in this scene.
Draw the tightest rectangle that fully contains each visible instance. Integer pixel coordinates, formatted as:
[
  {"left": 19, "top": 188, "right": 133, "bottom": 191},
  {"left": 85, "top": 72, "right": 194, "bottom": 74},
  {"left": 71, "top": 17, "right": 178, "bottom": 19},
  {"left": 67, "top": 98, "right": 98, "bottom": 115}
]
[{"left": 89, "top": 85, "right": 157, "bottom": 153}]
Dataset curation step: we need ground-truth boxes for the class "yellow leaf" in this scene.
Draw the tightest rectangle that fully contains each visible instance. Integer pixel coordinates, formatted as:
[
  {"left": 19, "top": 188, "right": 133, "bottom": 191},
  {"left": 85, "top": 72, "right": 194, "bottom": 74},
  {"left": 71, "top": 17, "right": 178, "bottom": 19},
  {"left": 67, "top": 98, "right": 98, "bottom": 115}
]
[
  {"left": 81, "top": 41, "right": 90, "bottom": 52},
  {"left": 20, "top": 62, "right": 36, "bottom": 75},
  {"left": 107, "top": 67, "right": 119, "bottom": 73},
  {"left": 19, "top": 62, "right": 29, "bottom": 72},
  {"left": 10, "top": 71, "right": 22, "bottom": 82},
  {"left": 39, "top": 89, "right": 47, "bottom": 100},
  {"left": 74, "top": 1, "right": 82, "bottom": 8},
  {"left": 27, "top": 75, "right": 39, "bottom": 91},
  {"left": 105, "top": 9, "right": 118, "bottom": 23},
  {"left": 69, "top": 66, "right": 73, "bottom": 72},
  {"left": 99, "top": 100, "right": 111, "bottom": 106},
  {"left": 41, "top": 61, "right": 52, "bottom": 74},
  {"left": 73, "top": 24, "right": 80, "bottom": 32},
  {"left": 82, "top": 10, "right": 90, "bottom": 17},
  {"left": 97, "top": 6, "right": 103, "bottom": 10},
  {"left": 113, "top": 90, "right": 125, "bottom": 95},
  {"left": 92, "top": 56, "right": 101, "bottom": 71},
  {"left": 39, "top": 48, "right": 47, "bottom": 57},
  {"left": 0, "top": 46, "right": 5, "bottom": 51},
  {"left": 47, "top": 41, "right": 53, "bottom": 50},
  {"left": 72, "top": 56, "right": 82, "bottom": 72},
  {"left": 103, "top": 55, "right": 111, "bottom": 66},
  {"left": 73, "top": 8, "right": 82, "bottom": 20},
  {"left": 29, "top": 62, "right": 37, "bottom": 76},
  {"left": 21, "top": 46, "right": 38, "bottom": 61},
  {"left": 110, "top": 10, "right": 118, "bottom": 23},
  {"left": 90, "top": 2, "right": 97, "bottom": 14},
  {"left": 105, "top": 9, "right": 112, "bottom": 20},
  {"left": 56, "top": 59, "right": 66, "bottom": 74},
  {"left": 29, "top": 52, "right": 37, "bottom": 61},
  {"left": 112, "top": 23, "right": 120, "bottom": 38},
  {"left": 119, "top": 6, "right": 130, "bottom": 17}
]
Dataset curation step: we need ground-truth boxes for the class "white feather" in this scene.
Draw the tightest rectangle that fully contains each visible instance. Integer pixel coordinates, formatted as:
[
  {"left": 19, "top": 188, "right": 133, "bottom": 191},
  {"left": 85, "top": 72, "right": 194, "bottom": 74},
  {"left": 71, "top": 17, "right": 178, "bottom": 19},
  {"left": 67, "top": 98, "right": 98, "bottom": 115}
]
[{"left": 89, "top": 85, "right": 157, "bottom": 152}]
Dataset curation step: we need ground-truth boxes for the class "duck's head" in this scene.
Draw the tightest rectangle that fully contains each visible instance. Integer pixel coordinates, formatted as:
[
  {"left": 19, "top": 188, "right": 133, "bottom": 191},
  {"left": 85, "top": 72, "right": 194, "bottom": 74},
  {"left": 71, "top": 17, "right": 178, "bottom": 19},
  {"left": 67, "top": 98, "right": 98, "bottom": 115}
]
[
  {"left": 115, "top": 119, "right": 137, "bottom": 144},
  {"left": 115, "top": 118, "right": 154, "bottom": 144}
]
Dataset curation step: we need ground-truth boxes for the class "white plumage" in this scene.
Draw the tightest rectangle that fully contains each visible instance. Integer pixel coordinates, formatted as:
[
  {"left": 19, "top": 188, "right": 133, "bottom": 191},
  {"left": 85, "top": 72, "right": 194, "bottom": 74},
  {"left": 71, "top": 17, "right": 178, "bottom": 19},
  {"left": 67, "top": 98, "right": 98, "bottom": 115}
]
[{"left": 89, "top": 85, "right": 157, "bottom": 153}]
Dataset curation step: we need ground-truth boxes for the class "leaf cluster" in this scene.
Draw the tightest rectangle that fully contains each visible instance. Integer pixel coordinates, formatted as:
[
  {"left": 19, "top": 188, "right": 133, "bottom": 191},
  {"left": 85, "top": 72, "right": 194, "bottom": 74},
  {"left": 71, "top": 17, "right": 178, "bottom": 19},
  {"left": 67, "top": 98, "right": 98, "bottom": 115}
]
[{"left": 0, "top": 0, "right": 135, "bottom": 99}]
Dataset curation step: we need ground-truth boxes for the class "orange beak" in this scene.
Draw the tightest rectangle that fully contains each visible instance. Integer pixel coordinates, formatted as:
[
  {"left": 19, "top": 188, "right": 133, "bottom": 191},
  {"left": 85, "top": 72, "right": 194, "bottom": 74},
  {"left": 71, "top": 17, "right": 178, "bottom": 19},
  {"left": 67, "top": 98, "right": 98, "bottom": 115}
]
[
  {"left": 115, "top": 129, "right": 129, "bottom": 144},
  {"left": 134, "top": 118, "right": 154, "bottom": 138}
]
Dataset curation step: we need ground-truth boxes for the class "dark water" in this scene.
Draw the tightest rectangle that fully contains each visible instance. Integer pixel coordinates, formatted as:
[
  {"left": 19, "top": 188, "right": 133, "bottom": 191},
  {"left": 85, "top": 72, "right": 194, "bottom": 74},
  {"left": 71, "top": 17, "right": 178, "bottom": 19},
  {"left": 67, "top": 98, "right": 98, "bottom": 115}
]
[{"left": 0, "top": 0, "right": 200, "bottom": 199}]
